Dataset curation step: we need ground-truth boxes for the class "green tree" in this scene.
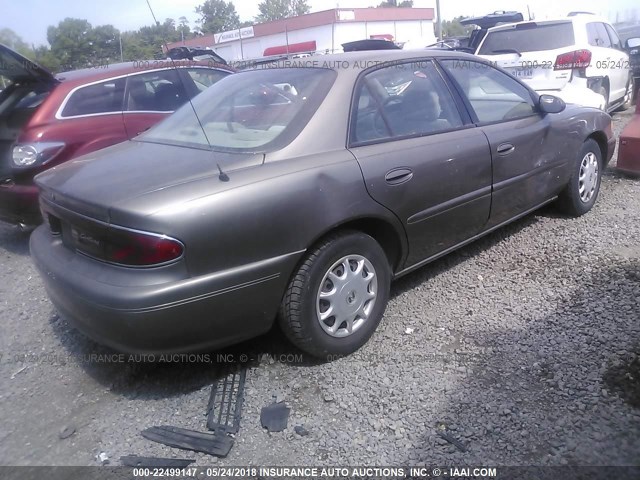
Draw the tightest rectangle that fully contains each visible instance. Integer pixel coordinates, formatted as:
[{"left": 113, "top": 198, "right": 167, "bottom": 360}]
[
  {"left": 195, "top": 0, "right": 240, "bottom": 34},
  {"left": 177, "top": 16, "right": 191, "bottom": 42},
  {"left": 377, "top": 0, "right": 413, "bottom": 7},
  {"left": 255, "top": 0, "right": 311, "bottom": 23},
  {"left": 0, "top": 28, "right": 33, "bottom": 57},
  {"left": 440, "top": 16, "right": 473, "bottom": 37},
  {"left": 46, "top": 18, "right": 122, "bottom": 70},
  {"left": 33, "top": 45, "right": 62, "bottom": 72}
]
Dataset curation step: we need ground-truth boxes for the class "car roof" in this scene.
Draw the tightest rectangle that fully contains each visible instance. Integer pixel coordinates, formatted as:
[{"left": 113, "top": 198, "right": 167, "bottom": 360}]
[
  {"left": 55, "top": 61, "right": 234, "bottom": 85},
  {"left": 261, "top": 49, "right": 478, "bottom": 66}
]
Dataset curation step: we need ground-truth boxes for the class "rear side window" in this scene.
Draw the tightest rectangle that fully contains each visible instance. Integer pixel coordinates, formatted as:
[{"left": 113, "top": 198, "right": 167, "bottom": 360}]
[
  {"left": 478, "top": 22, "right": 575, "bottom": 54},
  {"left": 589, "top": 23, "right": 612, "bottom": 48},
  {"left": 186, "top": 68, "right": 229, "bottom": 92},
  {"left": 126, "top": 70, "right": 188, "bottom": 112},
  {"left": 61, "top": 78, "right": 125, "bottom": 117},
  {"left": 604, "top": 24, "right": 622, "bottom": 49},
  {"left": 441, "top": 60, "right": 535, "bottom": 123}
]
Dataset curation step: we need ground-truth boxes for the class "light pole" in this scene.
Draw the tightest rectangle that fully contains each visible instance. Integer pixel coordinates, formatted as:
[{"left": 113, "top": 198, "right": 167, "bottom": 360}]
[{"left": 436, "top": 0, "right": 442, "bottom": 41}]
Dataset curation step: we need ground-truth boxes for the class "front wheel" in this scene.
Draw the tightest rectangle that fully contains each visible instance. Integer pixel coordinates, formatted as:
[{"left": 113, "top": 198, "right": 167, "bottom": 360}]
[
  {"left": 557, "top": 139, "right": 603, "bottom": 217},
  {"left": 279, "top": 231, "right": 391, "bottom": 358}
]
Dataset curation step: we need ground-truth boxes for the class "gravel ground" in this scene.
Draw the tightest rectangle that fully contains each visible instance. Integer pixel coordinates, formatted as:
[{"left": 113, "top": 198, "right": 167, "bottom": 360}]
[{"left": 0, "top": 109, "right": 638, "bottom": 468}]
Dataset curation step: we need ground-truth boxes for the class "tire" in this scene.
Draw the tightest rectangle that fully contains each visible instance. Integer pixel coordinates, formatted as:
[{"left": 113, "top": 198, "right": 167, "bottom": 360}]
[
  {"left": 599, "top": 85, "right": 609, "bottom": 112},
  {"left": 279, "top": 230, "right": 391, "bottom": 358},
  {"left": 617, "top": 76, "right": 635, "bottom": 112},
  {"left": 557, "top": 139, "right": 603, "bottom": 217}
]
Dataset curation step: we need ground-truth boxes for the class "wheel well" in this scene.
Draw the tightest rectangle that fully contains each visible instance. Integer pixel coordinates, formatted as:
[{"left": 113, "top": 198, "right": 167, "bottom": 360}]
[
  {"left": 587, "top": 131, "right": 608, "bottom": 160},
  {"left": 314, "top": 218, "right": 404, "bottom": 272}
]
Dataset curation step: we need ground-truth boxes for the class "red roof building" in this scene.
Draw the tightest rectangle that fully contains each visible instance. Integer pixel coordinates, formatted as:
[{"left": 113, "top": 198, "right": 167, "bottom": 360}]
[{"left": 165, "top": 7, "right": 436, "bottom": 62}]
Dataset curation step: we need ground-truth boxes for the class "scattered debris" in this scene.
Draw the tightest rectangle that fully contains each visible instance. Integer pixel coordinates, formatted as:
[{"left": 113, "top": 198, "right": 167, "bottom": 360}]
[
  {"left": 437, "top": 431, "right": 467, "bottom": 452},
  {"left": 10, "top": 366, "right": 27, "bottom": 379},
  {"left": 260, "top": 401, "right": 290, "bottom": 432},
  {"left": 120, "top": 455, "right": 195, "bottom": 467},
  {"left": 404, "top": 327, "right": 415, "bottom": 335},
  {"left": 206, "top": 366, "right": 246, "bottom": 434},
  {"left": 294, "top": 425, "right": 309, "bottom": 437},
  {"left": 97, "top": 452, "right": 109, "bottom": 465},
  {"left": 141, "top": 425, "right": 233, "bottom": 457},
  {"left": 58, "top": 424, "right": 76, "bottom": 440}
]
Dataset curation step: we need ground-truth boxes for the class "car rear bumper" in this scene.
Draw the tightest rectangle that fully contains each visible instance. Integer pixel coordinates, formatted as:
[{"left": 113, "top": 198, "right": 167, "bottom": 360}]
[
  {"left": 30, "top": 225, "right": 303, "bottom": 354},
  {"left": 0, "top": 181, "right": 41, "bottom": 226}
]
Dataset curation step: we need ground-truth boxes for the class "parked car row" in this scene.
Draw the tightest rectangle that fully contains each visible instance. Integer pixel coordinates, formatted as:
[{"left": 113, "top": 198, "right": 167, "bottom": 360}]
[
  {"left": 431, "top": 12, "right": 639, "bottom": 112},
  {"left": 25, "top": 49, "right": 616, "bottom": 357},
  {"left": 0, "top": 44, "right": 234, "bottom": 226}
]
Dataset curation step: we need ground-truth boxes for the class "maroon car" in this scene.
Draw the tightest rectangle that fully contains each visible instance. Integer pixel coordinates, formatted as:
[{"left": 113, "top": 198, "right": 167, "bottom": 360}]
[
  {"left": 618, "top": 94, "right": 640, "bottom": 175},
  {"left": 0, "top": 45, "right": 234, "bottom": 226}
]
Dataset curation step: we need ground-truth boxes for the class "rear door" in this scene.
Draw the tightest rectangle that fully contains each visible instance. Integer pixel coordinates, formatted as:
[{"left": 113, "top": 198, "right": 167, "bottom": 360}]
[
  {"left": 603, "top": 23, "right": 630, "bottom": 102},
  {"left": 348, "top": 60, "right": 492, "bottom": 267},
  {"left": 477, "top": 21, "right": 577, "bottom": 90},
  {"left": 50, "top": 76, "right": 127, "bottom": 159},
  {"left": 440, "top": 59, "right": 565, "bottom": 228}
]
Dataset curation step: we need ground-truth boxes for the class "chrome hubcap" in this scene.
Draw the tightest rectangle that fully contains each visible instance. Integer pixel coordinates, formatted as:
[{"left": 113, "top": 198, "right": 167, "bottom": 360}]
[
  {"left": 316, "top": 254, "right": 377, "bottom": 338},
  {"left": 579, "top": 152, "right": 599, "bottom": 203}
]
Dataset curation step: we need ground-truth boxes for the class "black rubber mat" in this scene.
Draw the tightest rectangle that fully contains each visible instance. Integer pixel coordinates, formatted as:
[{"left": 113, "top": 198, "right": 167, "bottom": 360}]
[
  {"left": 260, "top": 401, "right": 290, "bottom": 432},
  {"left": 120, "top": 455, "right": 195, "bottom": 467},
  {"left": 206, "top": 366, "right": 247, "bottom": 434},
  {"left": 141, "top": 425, "right": 234, "bottom": 457}
]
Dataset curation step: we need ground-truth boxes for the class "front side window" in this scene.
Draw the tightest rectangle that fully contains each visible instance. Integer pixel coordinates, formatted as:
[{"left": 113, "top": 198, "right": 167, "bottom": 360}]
[
  {"left": 440, "top": 60, "right": 536, "bottom": 123},
  {"left": 139, "top": 67, "right": 336, "bottom": 152},
  {"left": 126, "top": 70, "right": 188, "bottom": 112},
  {"left": 351, "top": 60, "right": 463, "bottom": 144},
  {"left": 60, "top": 78, "right": 125, "bottom": 117}
]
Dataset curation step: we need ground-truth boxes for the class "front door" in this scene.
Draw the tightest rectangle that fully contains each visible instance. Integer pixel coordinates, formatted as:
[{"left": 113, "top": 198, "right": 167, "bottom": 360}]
[{"left": 440, "top": 59, "right": 559, "bottom": 228}]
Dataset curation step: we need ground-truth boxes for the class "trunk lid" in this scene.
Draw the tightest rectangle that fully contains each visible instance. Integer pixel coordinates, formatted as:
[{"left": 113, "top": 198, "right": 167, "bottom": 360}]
[
  {"left": 35, "top": 140, "right": 264, "bottom": 223},
  {"left": 0, "top": 43, "right": 56, "bottom": 84}
]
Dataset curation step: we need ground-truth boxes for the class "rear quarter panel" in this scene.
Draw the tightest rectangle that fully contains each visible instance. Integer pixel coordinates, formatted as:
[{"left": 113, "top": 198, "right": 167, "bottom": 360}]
[{"left": 119, "top": 152, "right": 407, "bottom": 279}]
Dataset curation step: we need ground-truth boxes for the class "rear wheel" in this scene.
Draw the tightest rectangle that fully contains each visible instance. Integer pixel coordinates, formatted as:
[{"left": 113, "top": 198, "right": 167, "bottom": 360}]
[
  {"left": 279, "top": 231, "right": 391, "bottom": 358},
  {"left": 617, "top": 76, "right": 635, "bottom": 112},
  {"left": 557, "top": 139, "right": 603, "bottom": 217},
  {"left": 599, "top": 84, "right": 609, "bottom": 112}
]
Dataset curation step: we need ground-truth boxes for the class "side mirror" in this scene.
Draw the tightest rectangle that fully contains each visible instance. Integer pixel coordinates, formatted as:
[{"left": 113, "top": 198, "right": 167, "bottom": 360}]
[
  {"left": 538, "top": 94, "right": 566, "bottom": 114},
  {"left": 625, "top": 37, "right": 640, "bottom": 50}
]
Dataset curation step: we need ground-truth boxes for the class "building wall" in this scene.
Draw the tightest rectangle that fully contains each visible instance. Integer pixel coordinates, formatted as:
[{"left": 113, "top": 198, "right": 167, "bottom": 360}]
[
  {"left": 212, "top": 20, "right": 435, "bottom": 62},
  {"left": 213, "top": 24, "right": 334, "bottom": 61}
]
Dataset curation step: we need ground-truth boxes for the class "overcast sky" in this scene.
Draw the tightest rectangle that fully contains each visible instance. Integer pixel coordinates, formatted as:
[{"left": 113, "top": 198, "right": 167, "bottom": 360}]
[{"left": 4, "top": 0, "right": 639, "bottom": 46}]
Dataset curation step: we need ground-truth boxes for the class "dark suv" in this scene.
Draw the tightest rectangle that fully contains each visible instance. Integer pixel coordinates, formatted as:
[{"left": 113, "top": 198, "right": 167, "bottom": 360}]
[{"left": 0, "top": 44, "right": 233, "bottom": 227}]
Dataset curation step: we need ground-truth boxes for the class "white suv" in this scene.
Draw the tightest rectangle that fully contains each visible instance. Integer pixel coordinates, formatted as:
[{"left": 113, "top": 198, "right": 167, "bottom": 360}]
[{"left": 475, "top": 14, "right": 634, "bottom": 112}]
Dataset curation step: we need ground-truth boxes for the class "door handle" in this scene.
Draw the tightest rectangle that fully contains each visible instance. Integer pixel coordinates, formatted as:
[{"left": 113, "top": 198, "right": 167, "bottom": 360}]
[
  {"left": 384, "top": 168, "right": 413, "bottom": 185},
  {"left": 497, "top": 143, "right": 515, "bottom": 156}
]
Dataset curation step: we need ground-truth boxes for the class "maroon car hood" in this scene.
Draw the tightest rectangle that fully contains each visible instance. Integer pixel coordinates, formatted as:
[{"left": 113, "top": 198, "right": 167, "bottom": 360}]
[{"left": 35, "top": 140, "right": 264, "bottom": 222}]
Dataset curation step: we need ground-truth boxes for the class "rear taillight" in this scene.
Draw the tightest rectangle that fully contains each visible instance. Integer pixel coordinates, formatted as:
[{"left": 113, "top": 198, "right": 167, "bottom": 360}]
[
  {"left": 104, "top": 228, "right": 184, "bottom": 266},
  {"left": 554, "top": 50, "right": 591, "bottom": 70},
  {"left": 69, "top": 223, "right": 184, "bottom": 267}
]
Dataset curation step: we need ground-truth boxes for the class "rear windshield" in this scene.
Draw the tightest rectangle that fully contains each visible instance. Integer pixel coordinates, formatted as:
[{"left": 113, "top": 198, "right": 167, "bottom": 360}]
[
  {"left": 139, "top": 67, "right": 336, "bottom": 153},
  {"left": 479, "top": 22, "right": 575, "bottom": 54}
]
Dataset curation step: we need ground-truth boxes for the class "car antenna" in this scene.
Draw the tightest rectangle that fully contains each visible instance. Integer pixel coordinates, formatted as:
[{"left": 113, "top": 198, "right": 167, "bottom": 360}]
[{"left": 145, "top": 0, "right": 229, "bottom": 182}]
